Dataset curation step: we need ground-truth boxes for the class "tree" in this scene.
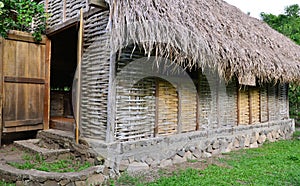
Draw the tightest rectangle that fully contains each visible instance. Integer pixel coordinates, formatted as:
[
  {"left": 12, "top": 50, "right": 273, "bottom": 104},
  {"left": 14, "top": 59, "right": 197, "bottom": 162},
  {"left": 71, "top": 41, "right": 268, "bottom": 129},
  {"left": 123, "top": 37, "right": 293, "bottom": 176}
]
[
  {"left": 0, "top": 0, "right": 46, "bottom": 41},
  {"left": 261, "top": 4, "right": 300, "bottom": 124}
]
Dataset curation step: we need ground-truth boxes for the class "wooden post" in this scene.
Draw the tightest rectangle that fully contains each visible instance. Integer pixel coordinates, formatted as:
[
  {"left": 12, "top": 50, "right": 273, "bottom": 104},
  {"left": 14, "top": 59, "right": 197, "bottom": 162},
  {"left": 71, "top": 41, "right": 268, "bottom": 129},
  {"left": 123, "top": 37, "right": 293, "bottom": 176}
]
[
  {"left": 106, "top": 53, "right": 116, "bottom": 143},
  {"left": 177, "top": 88, "right": 182, "bottom": 134},
  {"left": 154, "top": 79, "right": 159, "bottom": 136},
  {"left": 237, "top": 83, "right": 240, "bottom": 126},
  {"left": 0, "top": 37, "right": 3, "bottom": 146},
  {"left": 286, "top": 83, "right": 289, "bottom": 119},
  {"left": 196, "top": 70, "right": 202, "bottom": 131},
  {"left": 43, "top": 38, "right": 51, "bottom": 130},
  {"left": 249, "top": 89, "right": 253, "bottom": 124},
  {"left": 216, "top": 74, "right": 220, "bottom": 127},
  {"left": 63, "top": 0, "right": 67, "bottom": 22},
  {"left": 75, "top": 8, "right": 84, "bottom": 144}
]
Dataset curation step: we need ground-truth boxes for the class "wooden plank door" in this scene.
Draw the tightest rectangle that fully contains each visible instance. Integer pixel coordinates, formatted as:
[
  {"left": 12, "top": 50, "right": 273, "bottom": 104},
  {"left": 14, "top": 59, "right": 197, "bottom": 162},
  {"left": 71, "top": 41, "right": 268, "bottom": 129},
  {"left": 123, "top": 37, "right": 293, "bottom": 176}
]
[{"left": 1, "top": 31, "right": 48, "bottom": 133}]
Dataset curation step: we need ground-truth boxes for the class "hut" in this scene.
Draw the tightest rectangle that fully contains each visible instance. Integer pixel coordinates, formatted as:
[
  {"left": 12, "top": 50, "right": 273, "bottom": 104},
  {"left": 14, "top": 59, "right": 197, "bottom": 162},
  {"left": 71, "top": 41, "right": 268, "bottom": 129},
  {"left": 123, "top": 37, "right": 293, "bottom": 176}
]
[{"left": 44, "top": 0, "right": 299, "bottom": 173}]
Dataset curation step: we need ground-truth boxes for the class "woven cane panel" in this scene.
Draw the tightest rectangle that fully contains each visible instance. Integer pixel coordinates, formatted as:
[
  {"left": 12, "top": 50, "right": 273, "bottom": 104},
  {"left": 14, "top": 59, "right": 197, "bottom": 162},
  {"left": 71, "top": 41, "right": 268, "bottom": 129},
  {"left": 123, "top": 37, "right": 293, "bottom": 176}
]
[
  {"left": 208, "top": 74, "right": 219, "bottom": 129},
  {"left": 80, "top": 11, "right": 110, "bottom": 140},
  {"left": 268, "top": 85, "right": 278, "bottom": 121},
  {"left": 260, "top": 86, "right": 269, "bottom": 123},
  {"left": 222, "top": 80, "right": 238, "bottom": 126},
  {"left": 115, "top": 48, "right": 156, "bottom": 141},
  {"left": 30, "top": 1, "right": 46, "bottom": 32},
  {"left": 198, "top": 73, "right": 212, "bottom": 130},
  {"left": 238, "top": 88, "right": 250, "bottom": 125},
  {"left": 278, "top": 84, "right": 288, "bottom": 119},
  {"left": 180, "top": 84, "right": 197, "bottom": 133},
  {"left": 115, "top": 78, "right": 156, "bottom": 141},
  {"left": 65, "top": 0, "right": 87, "bottom": 20},
  {"left": 250, "top": 88, "right": 260, "bottom": 124},
  {"left": 157, "top": 80, "right": 178, "bottom": 136},
  {"left": 47, "top": 0, "right": 63, "bottom": 28}
]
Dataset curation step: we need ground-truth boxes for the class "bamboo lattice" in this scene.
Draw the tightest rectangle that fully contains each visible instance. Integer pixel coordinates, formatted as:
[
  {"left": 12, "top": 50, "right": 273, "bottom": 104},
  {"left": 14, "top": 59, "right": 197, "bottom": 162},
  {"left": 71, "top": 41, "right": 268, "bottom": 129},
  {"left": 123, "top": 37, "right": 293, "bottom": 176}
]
[{"left": 80, "top": 11, "right": 110, "bottom": 140}]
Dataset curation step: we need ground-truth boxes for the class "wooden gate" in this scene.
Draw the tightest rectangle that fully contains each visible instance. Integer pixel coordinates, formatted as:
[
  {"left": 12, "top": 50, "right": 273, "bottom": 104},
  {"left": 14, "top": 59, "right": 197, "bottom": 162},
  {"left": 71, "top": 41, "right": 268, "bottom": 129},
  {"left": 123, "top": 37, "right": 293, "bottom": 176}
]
[{"left": 0, "top": 31, "right": 50, "bottom": 144}]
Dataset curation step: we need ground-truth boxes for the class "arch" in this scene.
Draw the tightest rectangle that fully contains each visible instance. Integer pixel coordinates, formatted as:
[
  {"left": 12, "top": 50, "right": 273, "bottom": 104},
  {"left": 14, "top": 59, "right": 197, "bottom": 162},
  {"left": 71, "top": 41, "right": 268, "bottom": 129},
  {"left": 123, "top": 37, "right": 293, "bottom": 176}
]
[{"left": 114, "top": 56, "right": 198, "bottom": 141}]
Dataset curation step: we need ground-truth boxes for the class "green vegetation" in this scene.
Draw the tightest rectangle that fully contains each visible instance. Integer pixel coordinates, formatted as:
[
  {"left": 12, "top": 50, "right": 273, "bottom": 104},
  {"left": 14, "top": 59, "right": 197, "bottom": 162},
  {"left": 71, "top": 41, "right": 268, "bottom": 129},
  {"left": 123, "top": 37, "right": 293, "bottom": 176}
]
[
  {"left": 8, "top": 153, "right": 91, "bottom": 173},
  {"left": 112, "top": 132, "right": 300, "bottom": 186},
  {"left": 261, "top": 4, "right": 300, "bottom": 124},
  {"left": 0, "top": 181, "right": 15, "bottom": 186},
  {"left": 0, "top": 0, "right": 46, "bottom": 41}
]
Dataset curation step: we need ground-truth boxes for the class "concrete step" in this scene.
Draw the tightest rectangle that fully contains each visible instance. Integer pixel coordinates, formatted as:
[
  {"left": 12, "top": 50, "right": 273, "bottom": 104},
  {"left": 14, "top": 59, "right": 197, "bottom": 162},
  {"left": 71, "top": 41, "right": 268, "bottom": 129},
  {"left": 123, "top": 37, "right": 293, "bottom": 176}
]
[{"left": 14, "top": 138, "right": 71, "bottom": 161}]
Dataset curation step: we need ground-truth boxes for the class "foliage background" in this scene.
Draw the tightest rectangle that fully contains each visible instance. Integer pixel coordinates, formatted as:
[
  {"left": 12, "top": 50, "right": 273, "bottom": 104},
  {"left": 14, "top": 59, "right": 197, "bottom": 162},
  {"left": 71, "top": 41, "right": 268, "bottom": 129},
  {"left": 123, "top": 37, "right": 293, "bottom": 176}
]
[
  {"left": 0, "top": 0, "right": 46, "bottom": 41},
  {"left": 261, "top": 4, "right": 300, "bottom": 124}
]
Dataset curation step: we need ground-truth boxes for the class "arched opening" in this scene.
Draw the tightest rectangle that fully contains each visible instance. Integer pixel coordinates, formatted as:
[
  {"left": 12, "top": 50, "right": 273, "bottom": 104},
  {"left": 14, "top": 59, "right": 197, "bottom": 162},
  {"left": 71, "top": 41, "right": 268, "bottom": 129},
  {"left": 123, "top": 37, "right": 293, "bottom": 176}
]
[
  {"left": 115, "top": 76, "right": 179, "bottom": 141},
  {"left": 155, "top": 78, "right": 179, "bottom": 136},
  {"left": 114, "top": 47, "right": 198, "bottom": 141}
]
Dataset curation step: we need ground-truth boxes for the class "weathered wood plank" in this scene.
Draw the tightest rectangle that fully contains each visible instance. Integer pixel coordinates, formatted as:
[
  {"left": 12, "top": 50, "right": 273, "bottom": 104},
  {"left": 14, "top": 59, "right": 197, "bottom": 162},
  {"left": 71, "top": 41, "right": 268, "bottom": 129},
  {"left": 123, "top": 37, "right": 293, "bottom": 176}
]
[
  {"left": 4, "top": 119, "right": 43, "bottom": 127},
  {"left": 4, "top": 77, "right": 45, "bottom": 84},
  {"left": 3, "top": 124, "right": 43, "bottom": 133},
  {"left": 3, "top": 40, "right": 17, "bottom": 77},
  {"left": 43, "top": 38, "right": 51, "bottom": 130},
  {"left": 7, "top": 30, "right": 46, "bottom": 44},
  {"left": 28, "top": 43, "right": 40, "bottom": 78},
  {"left": 16, "top": 41, "right": 28, "bottom": 121}
]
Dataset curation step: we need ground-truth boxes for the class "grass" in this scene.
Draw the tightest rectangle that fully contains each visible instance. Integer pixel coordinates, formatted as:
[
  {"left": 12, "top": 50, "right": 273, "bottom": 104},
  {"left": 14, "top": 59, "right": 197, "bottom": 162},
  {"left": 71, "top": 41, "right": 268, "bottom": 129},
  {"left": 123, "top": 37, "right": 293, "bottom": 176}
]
[
  {"left": 0, "top": 180, "right": 15, "bottom": 186},
  {"left": 112, "top": 131, "right": 300, "bottom": 186},
  {"left": 8, "top": 153, "right": 91, "bottom": 173}
]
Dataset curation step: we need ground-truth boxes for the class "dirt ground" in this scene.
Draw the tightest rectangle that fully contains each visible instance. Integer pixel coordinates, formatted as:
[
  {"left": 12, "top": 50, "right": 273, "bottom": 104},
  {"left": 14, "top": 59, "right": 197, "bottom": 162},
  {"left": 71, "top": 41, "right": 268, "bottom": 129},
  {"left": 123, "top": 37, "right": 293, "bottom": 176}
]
[{"left": 0, "top": 143, "right": 25, "bottom": 164}]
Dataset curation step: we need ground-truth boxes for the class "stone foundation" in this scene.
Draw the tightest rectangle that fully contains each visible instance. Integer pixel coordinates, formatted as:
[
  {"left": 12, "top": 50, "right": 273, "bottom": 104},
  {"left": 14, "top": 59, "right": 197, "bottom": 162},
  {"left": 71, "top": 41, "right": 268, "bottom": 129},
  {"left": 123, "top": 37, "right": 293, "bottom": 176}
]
[{"left": 85, "top": 119, "right": 295, "bottom": 175}]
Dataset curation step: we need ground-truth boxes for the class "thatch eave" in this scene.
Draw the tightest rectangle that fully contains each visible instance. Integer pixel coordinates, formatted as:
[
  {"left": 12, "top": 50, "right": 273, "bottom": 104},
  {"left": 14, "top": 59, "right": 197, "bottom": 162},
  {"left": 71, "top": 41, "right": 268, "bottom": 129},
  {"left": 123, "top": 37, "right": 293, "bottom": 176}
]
[{"left": 106, "top": 0, "right": 300, "bottom": 84}]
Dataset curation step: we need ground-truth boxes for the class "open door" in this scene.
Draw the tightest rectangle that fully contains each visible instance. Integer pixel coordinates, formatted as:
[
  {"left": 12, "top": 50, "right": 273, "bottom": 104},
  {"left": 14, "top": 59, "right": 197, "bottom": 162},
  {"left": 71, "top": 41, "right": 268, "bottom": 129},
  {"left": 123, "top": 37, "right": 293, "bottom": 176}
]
[{"left": 0, "top": 31, "right": 49, "bottom": 141}]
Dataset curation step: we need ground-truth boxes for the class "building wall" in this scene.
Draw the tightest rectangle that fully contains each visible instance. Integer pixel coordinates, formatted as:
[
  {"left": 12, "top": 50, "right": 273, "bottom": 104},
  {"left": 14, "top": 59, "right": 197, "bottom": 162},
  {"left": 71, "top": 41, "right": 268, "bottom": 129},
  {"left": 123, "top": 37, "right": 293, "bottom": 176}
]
[
  {"left": 114, "top": 48, "right": 290, "bottom": 143},
  {"left": 46, "top": 0, "right": 87, "bottom": 28},
  {"left": 80, "top": 10, "right": 110, "bottom": 140}
]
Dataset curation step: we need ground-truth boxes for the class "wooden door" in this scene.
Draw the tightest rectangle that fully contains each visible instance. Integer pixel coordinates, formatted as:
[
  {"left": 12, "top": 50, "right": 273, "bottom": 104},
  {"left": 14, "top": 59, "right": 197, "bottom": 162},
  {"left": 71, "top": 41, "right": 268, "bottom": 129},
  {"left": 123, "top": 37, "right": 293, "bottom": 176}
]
[{"left": 0, "top": 31, "right": 49, "bottom": 135}]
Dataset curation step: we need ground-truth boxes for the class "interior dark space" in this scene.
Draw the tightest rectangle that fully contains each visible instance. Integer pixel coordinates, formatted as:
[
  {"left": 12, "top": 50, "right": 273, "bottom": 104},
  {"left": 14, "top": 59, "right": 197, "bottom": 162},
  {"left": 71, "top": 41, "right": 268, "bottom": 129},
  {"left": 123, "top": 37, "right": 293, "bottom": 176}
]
[{"left": 49, "top": 25, "right": 78, "bottom": 129}]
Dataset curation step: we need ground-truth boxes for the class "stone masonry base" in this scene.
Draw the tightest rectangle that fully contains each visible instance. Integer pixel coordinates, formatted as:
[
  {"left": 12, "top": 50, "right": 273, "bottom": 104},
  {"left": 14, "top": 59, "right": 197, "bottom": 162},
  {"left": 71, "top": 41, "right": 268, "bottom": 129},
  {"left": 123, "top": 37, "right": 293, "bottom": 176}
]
[{"left": 86, "top": 119, "right": 295, "bottom": 175}]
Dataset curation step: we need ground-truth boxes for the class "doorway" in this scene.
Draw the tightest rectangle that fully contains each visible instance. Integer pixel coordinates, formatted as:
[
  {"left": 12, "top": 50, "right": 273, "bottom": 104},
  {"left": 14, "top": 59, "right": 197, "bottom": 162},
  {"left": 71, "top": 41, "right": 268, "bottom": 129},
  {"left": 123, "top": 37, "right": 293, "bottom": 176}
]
[{"left": 49, "top": 25, "right": 78, "bottom": 131}]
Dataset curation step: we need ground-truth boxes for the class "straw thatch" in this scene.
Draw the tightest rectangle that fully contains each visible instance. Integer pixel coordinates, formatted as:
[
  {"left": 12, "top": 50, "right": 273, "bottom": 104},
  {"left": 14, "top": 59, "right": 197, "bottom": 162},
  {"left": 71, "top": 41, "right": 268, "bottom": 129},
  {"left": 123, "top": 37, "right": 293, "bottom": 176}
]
[{"left": 106, "top": 0, "right": 300, "bottom": 84}]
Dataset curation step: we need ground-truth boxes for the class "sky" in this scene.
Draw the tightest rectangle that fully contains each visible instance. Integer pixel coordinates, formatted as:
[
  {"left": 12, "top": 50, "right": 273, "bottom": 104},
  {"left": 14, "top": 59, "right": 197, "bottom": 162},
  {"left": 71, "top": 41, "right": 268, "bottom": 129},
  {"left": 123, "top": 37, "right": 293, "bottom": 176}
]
[{"left": 224, "top": 0, "right": 300, "bottom": 19}]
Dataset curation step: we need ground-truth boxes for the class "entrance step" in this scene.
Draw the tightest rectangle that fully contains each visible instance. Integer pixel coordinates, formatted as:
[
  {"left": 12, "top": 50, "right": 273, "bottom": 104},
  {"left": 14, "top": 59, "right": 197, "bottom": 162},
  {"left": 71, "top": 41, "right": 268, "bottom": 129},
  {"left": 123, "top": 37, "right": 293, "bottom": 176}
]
[
  {"left": 37, "top": 129, "right": 75, "bottom": 145},
  {"left": 37, "top": 129, "right": 94, "bottom": 159},
  {"left": 14, "top": 139, "right": 71, "bottom": 161},
  {"left": 50, "top": 117, "right": 75, "bottom": 132}
]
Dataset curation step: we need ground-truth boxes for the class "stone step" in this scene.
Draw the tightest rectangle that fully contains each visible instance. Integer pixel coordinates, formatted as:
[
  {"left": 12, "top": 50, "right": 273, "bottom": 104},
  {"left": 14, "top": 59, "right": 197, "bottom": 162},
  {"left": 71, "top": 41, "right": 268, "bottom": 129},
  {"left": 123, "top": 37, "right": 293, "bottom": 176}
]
[
  {"left": 37, "top": 129, "right": 95, "bottom": 160},
  {"left": 14, "top": 139, "right": 71, "bottom": 161},
  {"left": 50, "top": 117, "right": 75, "bottom": 132},
  {"left": 37, "top": 129, "right": 75, "bottom": 142}
]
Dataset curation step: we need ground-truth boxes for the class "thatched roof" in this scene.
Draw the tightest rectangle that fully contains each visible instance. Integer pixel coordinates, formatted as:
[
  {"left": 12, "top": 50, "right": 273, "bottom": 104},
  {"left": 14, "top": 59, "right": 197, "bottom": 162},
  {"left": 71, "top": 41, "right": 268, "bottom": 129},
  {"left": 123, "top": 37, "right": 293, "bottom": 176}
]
[{"left": 106, "top": 0, "right": 300, "bottom": 84}]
